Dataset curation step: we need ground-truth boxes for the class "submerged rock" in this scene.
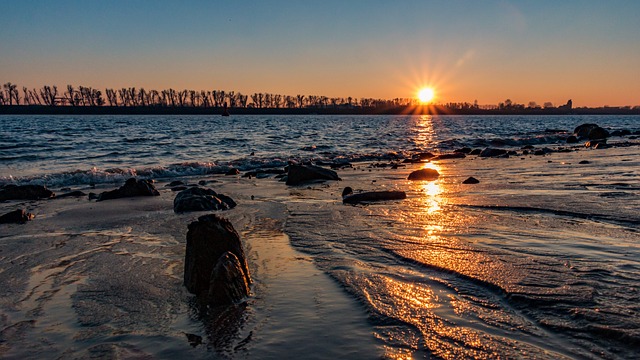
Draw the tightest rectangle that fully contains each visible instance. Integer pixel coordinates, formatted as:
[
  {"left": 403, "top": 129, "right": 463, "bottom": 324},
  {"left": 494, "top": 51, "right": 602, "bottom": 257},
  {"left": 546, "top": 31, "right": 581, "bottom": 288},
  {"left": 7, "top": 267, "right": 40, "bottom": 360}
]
[
  {"left": 479, "top": 148, "right": 508, "bottom": 158},
  {"left": 0, "top": 185, "right": 55, "bottom": 201},
  {"left": 407, "top": 168, "right": 440, "bottom": 181},
  {"left": 462, "top": 177, "right": 480, "bottom": 184},
  {"left": 432, "top": 152, "right": 466, "bottom": 160},
  {"left": 341, "top": 187, "right": 407, "bottom": 204},
  {"left": 184, "top": 215, "right": 251, "bottom": 306},
  {"left": 173, "top": 187, "right": 236, "bottom": 213},
  {"left": 286, "top": 165, "right": 341, "bottom": 185},
  {"left": 225, "top": 168, "right": 240, "bottom": 176},
  {"left": 96, "top": 178, "right": 159, "bottom": 201},
  {"left": 0, "top": 209, "right": 34, "bottom": 224}
]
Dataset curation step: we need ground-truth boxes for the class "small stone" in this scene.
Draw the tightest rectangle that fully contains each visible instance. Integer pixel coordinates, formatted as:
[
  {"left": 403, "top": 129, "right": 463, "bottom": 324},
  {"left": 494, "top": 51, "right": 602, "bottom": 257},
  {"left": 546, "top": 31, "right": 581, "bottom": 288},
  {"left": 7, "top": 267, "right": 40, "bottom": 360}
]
[{"left": 462, "top": 177, "right": 480, "bottom": 184}]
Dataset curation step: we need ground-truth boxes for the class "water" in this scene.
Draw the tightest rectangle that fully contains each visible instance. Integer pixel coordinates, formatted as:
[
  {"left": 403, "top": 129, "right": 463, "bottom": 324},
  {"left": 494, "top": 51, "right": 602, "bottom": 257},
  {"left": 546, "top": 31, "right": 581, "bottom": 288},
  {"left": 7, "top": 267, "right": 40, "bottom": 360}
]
[
  {"left": 3, "top": 114, "right": 637, "bottom": 188},
  {"left": 1, "top": 114, "right": 640, "bottom": 358}
]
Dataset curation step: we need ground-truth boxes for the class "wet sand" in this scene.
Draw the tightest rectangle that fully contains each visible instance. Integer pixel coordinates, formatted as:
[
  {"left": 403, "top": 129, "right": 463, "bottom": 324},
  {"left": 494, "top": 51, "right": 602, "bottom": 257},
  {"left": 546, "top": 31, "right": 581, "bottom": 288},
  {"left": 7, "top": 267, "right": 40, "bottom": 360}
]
[
  {"left": 1, "top": 142, "right": 639, "bottom": 359},
  {"left": 0, "top": 176, "right": 379, "bottom": 359}
]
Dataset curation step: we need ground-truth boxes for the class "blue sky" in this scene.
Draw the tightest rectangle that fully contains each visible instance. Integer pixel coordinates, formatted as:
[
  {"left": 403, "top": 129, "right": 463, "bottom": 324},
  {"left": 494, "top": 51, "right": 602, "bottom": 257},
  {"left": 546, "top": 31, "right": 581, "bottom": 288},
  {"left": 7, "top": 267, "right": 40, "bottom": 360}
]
[{"left": 1, "top": 1, "right": 639, "bottom": 106}]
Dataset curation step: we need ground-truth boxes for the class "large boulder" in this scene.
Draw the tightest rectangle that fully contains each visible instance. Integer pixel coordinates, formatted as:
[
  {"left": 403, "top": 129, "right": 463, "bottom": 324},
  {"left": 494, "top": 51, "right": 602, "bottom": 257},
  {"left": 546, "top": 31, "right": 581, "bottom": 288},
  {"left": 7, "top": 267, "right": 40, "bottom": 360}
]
[
  {"left": 0, "top": 185, "right": 54, "bottom": 201},
  {"left": 342, "top": 187, "right": 407, "bottom": 204},
  {"left": 407, "top": 168, "right": 439, "bottom": 181},
  {"left": 173, "top": 187, "right": 236, "bottom": 213},
  {"left": 184, "top": 215, "right": 251, "bottom": 305},
  {"left": 0, "top": 209, "right": 34, "bottom": 224},
  {"left": 96, "top": 178, "right": 159, "bottom": 201},
  {"left": 286, "top": 165, "right": 341, "bottom": 185},
  {"left": 573, "top": 123, "right": 609, "bottom": 140}
]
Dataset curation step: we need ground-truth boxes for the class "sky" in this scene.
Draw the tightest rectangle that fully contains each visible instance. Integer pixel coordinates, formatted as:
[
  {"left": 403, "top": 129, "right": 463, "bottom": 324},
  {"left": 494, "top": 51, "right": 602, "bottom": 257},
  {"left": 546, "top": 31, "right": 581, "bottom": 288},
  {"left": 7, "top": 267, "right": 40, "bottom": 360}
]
[{"left": 1, "top": 1, "right": 639, "bottom": 107}]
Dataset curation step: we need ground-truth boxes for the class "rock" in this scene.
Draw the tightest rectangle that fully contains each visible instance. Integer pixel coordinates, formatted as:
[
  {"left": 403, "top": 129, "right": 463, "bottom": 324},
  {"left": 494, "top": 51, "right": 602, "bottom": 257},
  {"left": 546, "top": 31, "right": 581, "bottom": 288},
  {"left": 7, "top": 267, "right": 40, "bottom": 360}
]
[
  {"left": 96, "top": 178, "right": 160, "bottom": 201},
  {"left": 479, "top": 148, "right": 508, "bottom": 157},
  {"left": 165, "top": 180, "right": 185, "bottom": 187},
  {"left": 184, "top": 215, "right": 251, "bottom": 305},
  {"left": 407, "top": 168, "right": 439, "bottom": 181},
  {"left": 415, "top": 152, "right": 435, "bottom": 160},
  {"left": 0, "top": 185, "right": 55, "bottom": 201},
  {"left": 432, "top": 153, "right": 466, "bottom": 160},
  {"left": 208, "top": 252, "right": 251, "bottom": 307},
  {"left": 330, "top": 162, "right": 353, "bottom": 170},
  {"left": 579, "top": 160, "right": 590, "bottom": 164},
  {"left": 573, "top": 123, "right": 599, "bottom": 138},
  {"left": 286, "top": 165, "right": 340, "bottom": 185},
  {"left": 573, "top": 123, "right": 610, "bottom": 140},
  {"left": 56, "top": 190, "right": 87, "bottom": 198},
  {"left": 462, "top": 177, "right": 480, "bottom": 184},
  {"left": 225, "top": 168, "right": 240, "bottom": 176},
  {"left": 566, "top": 135, "right": 578, "bottom": 143},
  {"left": 342, "top": 187, "right": 407, "bottom": 204},
  {"left": 455, "top": 147, "right": 472, "bottom": 154},
  {"left": 521, "top": 145, "right": 535, "bottom": 150},
  {"left": 469, "top": 149, "right": 482, "bottom": 155},
  {"left": 534, "top": 149, "right": 546, "bottom": 156},
  {"left": 0, "top": 209, "right": 34, "bottom": 224},
  {"left": 174, "top": 187, "right": 236, "bottom": 213}
]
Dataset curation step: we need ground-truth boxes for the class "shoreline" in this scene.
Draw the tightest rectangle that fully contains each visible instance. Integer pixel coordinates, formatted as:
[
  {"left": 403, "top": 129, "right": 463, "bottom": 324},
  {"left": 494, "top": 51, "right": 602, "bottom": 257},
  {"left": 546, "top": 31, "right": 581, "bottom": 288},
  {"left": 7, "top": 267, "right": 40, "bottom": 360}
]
[{"left": 2, "top": 105, "right": 639, "bottom": 116}]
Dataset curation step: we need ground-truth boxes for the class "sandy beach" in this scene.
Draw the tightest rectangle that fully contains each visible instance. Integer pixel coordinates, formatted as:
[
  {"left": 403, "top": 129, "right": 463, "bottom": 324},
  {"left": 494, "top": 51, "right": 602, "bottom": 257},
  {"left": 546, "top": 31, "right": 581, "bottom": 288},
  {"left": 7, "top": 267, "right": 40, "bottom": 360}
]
[{"left": 1, "top": 140, "right": 639, "bottom": 359}]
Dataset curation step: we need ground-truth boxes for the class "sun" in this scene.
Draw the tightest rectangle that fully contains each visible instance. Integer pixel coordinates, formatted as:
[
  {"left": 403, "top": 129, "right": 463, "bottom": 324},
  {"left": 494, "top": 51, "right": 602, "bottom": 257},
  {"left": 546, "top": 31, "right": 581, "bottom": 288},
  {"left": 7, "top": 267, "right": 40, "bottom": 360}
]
[{"left": 417, "top": 87, "right": 435, "bottom": 104}]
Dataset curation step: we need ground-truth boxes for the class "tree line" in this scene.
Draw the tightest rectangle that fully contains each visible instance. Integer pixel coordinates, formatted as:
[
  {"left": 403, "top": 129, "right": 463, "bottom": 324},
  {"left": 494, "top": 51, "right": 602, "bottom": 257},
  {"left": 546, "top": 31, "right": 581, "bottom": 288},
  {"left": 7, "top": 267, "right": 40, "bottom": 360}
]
[{"left": 1, "top": 82, "right": 419, "bottom": 109}]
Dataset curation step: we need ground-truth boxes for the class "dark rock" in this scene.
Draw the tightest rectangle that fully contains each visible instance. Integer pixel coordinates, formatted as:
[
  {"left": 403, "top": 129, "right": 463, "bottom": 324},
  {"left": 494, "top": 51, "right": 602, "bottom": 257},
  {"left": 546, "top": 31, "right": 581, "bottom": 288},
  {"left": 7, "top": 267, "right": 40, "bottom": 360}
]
[
  {"left": 208, "top": 252, "right": 251, "bottom": 307},
  {"left": 0, "top": 185, "right": 55, "bottom": 201},
  {"left": 184, "top": 215, "right": 251, "bottom": 305},
  {"left": 469, "top": 149, "right": 482, "bottom": 155},
  {"left": 242, "top": 168, "right": 286, "bottom": 178},
  {"left": 522, "top": 150, "right": 529, "bottom": 155},
  {"left": 88, "top": 192, "right": 99, "bottom": 200},
  {"left": 479, "top": 148, "right": 508, "bottom": 158},
  {"left": 507, "top": 151, "right": 518, "bottom": 156},
  {"left": 462, "top": 177, "right": 480, "bottom": 184},
  {"left": 521, "top": 145, "right": 535, "bottom": 150},
  {"left": 286, "top": 165, "right": 340, "bottom": 185},
  {"left": 579, "top": 160, "right": 590, "bottom": 164},
  {"left": 611, "top": 129, "right": 631, "bottom": 137},
  {"left": 0, "top": 209, "right": 34, "bottom": 224},
  {"left": 174, "top": 187, "right": 236, "bottom": 213},
  {"left": 198, "top": 180, "right": 219, "bottom": 186},
  {"left": 330, "top": 162, "right": 353, "bottom": 170},
  {"left": 594, "top": 142, "right": 608, "bottom": 149},
  {"left": 96, "top": 178, "right": 160, "bottom": 201},
  {"left": 56, "top": 190, "right": 87, "bottom": 198},
  {"left": 416, "top": 152, "right": 435, "bottom": 160},
  {"left": 407, "top": 168, "right": 439, "bottom": 181},
  {"left": 566, "top": 135, "right": 578, "bottom": 143},
  {"left": 455, "top": 147, "right": 472, "bottom": 154},
  {"left": 432, "top": 153, "right": 466, "bottom": 161},
  {"left": 573, "top": 123, "right": 610, "bottom": 140},
  {"left": 534, "top": 149, "right": 546, "bottom": 156},
  {"left": 342, "top": 187, "right": 407, "bottom": 204},
  {"left": 587, "top": 127, "right": 610, "bottom": 140},
  {"left": 225, "top": 168, "right": 240, "bottom": 176},
  {"left": 573, "top": 123, "right": 599, "bottom": 138},
  {"left": 165, "top": 180, "right": 185, "bottom": 187}
]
